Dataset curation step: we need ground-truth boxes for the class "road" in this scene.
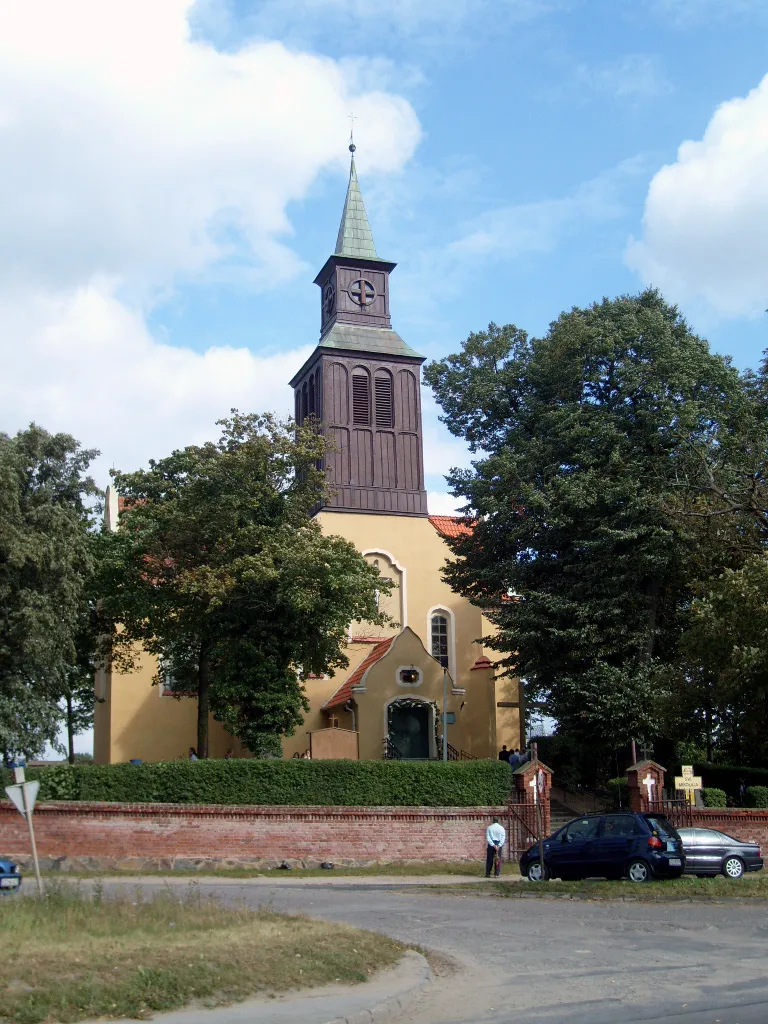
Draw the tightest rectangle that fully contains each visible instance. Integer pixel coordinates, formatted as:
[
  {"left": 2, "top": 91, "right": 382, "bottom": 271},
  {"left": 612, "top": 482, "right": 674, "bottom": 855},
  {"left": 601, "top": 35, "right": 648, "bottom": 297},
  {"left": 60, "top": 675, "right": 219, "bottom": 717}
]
[{"left": 108, "top": 879, "right": 768, "bottom": 1024}]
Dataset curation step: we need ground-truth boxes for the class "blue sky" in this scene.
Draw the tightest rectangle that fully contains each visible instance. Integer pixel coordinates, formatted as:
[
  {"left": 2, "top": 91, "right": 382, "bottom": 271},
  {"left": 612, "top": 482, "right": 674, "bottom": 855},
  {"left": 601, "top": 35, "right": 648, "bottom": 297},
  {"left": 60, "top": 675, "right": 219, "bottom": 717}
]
[
  {"left": 166, "top": 0, "right": 768, "bottom": 496},
  {"left": 2, "top": 0, "right": 768, "bottom": 510}
]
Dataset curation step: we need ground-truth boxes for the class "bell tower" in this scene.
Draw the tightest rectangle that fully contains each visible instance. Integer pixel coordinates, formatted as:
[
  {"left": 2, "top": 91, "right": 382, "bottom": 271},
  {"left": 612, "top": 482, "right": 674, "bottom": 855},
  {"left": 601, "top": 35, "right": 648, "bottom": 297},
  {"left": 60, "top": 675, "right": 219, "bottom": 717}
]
[{"left": 290, "top": 144, "right": 428, "bottom": 517}]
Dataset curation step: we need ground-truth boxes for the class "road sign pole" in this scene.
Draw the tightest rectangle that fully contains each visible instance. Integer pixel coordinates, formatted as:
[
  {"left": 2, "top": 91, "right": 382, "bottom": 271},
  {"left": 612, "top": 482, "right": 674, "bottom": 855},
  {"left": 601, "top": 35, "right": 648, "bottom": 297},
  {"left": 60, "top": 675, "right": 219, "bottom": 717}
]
[{"left": 21, "top": 782, "right": 44, "bottom": 898}]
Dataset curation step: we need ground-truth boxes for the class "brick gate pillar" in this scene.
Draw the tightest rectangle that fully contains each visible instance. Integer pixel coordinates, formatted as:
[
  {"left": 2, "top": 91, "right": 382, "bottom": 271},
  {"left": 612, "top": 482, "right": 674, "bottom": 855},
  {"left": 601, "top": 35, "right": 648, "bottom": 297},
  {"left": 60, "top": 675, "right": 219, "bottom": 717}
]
[
  {"left": 626, "top": 760, "right": 667, "bottom": 812},
  {"left": 512, "top": 760, "right": 553, "bottom": 837}
]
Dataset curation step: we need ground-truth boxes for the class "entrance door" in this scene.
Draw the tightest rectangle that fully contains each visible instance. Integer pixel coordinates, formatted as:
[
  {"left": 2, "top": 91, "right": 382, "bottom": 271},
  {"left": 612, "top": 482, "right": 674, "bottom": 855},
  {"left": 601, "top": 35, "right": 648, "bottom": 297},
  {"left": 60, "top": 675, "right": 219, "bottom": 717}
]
[{"left": 388, "top": 701, "right": 431, "bottom": 759}]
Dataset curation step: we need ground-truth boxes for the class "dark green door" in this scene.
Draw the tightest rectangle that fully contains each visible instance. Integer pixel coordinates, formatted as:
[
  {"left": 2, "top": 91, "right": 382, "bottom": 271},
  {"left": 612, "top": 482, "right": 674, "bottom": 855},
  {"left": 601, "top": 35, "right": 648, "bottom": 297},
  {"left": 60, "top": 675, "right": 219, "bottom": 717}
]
[{"left": 389, "top": 702, "right": 430, "bottom": 759}]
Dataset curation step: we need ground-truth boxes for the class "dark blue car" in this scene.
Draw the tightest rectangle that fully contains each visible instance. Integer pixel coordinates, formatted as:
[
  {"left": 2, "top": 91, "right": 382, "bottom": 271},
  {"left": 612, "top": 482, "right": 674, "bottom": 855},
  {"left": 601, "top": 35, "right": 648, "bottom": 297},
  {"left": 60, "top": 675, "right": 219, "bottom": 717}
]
[
  {"left": 520, "top": 812, "right": 685, "bottom": 883},
  {"left": 0, "top": 857, "right": 22, "bottom": 893}
]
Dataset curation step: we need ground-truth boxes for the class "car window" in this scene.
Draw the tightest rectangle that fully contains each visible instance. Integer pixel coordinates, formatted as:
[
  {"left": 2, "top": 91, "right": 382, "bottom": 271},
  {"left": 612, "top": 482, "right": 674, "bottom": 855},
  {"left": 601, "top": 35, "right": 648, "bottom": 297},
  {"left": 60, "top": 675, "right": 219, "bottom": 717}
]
[
  {"left": 600, "top": 814, "right": 637, "bottom": 838},
  {"left": 710, "top": 830, "right": 738, "bottom": 844},
  {"left": 644, "top": 815, "right": 681, "bottom": 840},
  {"left": 564, "top": 817, "right": 600, "bottom": 841},
  {"left": 677, "top": 829, "right": 699, "bottom": 845}
]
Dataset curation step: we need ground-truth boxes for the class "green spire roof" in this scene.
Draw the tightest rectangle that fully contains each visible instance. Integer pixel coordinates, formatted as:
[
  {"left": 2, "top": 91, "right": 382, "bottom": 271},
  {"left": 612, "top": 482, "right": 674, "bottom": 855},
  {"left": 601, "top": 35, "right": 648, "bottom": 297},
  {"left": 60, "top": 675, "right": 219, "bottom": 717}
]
[{"left": 334, "top": 157, "right": 379, "bottom": 260}]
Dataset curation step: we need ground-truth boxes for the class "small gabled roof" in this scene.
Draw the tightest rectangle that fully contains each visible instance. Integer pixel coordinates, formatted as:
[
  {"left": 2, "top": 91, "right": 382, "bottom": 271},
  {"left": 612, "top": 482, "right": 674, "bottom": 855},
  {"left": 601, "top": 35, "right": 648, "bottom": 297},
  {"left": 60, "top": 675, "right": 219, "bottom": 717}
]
[{"left": 322, "top": 636, "right": 396, "bottom": 710}]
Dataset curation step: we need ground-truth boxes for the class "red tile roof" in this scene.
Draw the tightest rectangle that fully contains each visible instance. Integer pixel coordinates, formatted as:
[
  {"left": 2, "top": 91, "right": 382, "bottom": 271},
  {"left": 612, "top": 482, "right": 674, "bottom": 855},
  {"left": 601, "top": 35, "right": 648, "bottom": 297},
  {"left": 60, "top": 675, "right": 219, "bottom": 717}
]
[
  {"left": 322, "top": 636, "right": 396, "bottom": 710},
  {"left": 429, "top": 515, "right": 474, "bottom": 539},
  {"left": 471, "top": 656, "right": 493, "bottom": 671}
]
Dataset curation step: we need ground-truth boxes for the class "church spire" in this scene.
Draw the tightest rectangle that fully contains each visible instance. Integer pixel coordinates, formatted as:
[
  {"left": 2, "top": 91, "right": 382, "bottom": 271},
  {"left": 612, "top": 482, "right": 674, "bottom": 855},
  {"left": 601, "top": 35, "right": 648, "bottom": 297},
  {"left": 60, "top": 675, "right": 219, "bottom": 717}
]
[{"left": 334, "top": 143, "right": 378, "bottom": 260}]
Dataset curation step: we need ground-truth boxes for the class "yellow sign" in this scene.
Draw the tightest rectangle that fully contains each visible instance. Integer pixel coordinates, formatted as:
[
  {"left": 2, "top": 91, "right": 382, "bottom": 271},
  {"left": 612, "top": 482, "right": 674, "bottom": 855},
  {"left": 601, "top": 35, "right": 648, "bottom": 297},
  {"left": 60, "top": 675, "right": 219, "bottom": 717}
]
[{"left": 674, "top": 765, "right": 702, "bottom": 804}]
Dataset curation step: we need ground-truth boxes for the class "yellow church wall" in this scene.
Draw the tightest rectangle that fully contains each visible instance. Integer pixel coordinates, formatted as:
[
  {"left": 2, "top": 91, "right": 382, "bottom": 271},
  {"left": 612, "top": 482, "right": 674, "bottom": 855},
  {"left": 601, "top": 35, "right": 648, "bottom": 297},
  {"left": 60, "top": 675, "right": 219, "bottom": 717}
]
[
  {"left": 279, "top": 649, "right": 369, "bottom": 759},
  {"left": 306, "top": 513, "right": 508, "bottom": 758},
  {"left": 351, "top": 628, "right": 492, "bottom": 759},
  {"left": 95, "top": 512, "right": 523, "bottom": 763},
  {"left": 481, "top": 611, "right": 525, "bottom": 752},
  {"left": 317, "top": 511, "right": 481, "bottom": 678},
  {"left": 95, "top": 646, "right": 246, "bottom": 764}
]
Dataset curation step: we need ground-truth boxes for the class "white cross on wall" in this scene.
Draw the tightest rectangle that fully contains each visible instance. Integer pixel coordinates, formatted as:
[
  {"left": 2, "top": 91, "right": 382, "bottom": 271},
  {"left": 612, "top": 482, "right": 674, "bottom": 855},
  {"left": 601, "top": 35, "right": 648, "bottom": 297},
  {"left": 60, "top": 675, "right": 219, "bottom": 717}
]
[
  {"left": 642, "top": 773, "right": 655, "bottom": 803},
  {"left": 529, "top": 776, "right": 538, "bottom": 804}
]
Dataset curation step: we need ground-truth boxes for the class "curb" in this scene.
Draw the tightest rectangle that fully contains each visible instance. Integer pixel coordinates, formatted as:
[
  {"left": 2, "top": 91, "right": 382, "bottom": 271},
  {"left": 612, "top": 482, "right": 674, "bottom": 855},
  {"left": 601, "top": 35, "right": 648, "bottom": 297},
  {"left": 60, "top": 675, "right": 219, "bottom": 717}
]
[{"left": 328, "top": 951, "right": 432, "bottom": 1024}]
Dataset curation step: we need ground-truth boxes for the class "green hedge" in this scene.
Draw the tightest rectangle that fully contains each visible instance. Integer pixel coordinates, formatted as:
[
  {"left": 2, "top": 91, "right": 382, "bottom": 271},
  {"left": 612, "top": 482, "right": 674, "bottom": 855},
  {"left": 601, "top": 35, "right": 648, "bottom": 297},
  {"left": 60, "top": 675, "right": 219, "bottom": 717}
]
[
  {"left": 0, "top": 759, "right": 511, "bottom": 807},
  {"left": 745, "top": 786, "right": 768, "bottom": 809},
  {"left": 701, "top": 787, "right": 727, "bottom": 808}
]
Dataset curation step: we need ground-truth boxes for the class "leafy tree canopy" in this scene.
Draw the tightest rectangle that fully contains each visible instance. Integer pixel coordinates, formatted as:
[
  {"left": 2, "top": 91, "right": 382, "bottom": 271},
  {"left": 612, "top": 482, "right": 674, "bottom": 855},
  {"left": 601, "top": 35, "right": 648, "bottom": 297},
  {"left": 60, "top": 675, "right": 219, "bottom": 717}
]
[
  {"left": 425, "top": 290, "right": 742, "bottom": 763},
  {"left": 96, "top": 412, "right": 392, "bottom": 758},
  {"left": 0, "top": 424, "right": 99, "bottom": 759}
]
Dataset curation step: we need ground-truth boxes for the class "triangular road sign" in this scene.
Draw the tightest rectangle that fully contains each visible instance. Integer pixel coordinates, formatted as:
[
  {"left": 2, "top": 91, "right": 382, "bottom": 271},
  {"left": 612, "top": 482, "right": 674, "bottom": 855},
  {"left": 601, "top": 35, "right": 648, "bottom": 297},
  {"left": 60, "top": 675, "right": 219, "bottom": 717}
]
[{"left": 4, "top": 780, "right": 39, "bottom": 819}]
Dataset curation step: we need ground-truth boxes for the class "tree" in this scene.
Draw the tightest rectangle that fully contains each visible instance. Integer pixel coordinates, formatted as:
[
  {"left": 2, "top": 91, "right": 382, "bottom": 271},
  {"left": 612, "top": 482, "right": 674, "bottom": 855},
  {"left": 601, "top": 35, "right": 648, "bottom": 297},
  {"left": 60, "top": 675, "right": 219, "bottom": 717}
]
[
  {"left": 0, "top": 424, "right": 99, "bottom": 760},
  {"left": 671, "top": 353, "right": 768, "bottom": 548},
  {"left": 96, "top": 412, "right": 391, "bottom": 758},
  {"left": 424, "top": 290, "right": 741, "bottom": 774},
  {"left": 655, "top": 347, "right": 768, "bottom": 763},
  {"left": 666, "top": 556, "right": 768, "bottom": 765}
]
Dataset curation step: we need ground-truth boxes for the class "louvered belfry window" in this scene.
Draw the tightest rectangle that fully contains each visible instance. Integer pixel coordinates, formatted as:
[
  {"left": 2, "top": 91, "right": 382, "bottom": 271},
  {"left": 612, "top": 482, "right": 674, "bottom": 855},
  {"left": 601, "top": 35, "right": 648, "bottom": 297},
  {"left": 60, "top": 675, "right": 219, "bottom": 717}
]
[
  {"left": 352, "top": 372, "right": 371, "bottom": 425},
  {"left": 374, "top": 374, "right": 394, "bottom": 428}
]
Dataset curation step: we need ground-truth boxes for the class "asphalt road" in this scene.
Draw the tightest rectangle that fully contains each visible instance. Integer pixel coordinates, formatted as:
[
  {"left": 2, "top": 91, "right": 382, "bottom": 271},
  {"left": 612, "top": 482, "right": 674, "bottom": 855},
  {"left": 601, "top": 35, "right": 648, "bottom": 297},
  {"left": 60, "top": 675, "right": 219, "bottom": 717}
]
[{"left": 108, "top": 880, "right": 768, "bottom": 1024}]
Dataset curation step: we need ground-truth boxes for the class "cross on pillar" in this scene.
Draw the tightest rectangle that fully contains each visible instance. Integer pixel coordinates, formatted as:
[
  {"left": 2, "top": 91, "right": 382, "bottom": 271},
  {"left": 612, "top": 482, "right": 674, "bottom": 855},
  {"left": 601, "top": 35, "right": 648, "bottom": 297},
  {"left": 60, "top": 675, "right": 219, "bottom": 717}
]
[
  {"left": 642, "top": 772, "right": 655, "bottom": 805},
  {"left": 529, "top": 775, "right": 538, "bottom": 805}
]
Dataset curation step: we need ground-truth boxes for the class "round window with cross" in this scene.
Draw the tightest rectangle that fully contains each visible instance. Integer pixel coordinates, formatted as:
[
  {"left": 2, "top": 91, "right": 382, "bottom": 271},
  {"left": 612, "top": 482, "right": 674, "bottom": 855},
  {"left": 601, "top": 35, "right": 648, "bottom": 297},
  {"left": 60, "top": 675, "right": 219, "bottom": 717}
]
[{"left": 348, "top": 278, "right": 375, "bottom": 307}]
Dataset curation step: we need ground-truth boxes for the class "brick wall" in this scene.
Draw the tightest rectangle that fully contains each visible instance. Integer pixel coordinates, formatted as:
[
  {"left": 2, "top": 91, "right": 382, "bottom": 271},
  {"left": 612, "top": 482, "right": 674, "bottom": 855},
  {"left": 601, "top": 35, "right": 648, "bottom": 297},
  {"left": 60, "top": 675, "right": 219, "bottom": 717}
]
[
  {"left": 0, "top": 802, "right": 510, "bottom": 872},
  {"left": 689, "top": 808, "right": 768, "bottom": 847}
]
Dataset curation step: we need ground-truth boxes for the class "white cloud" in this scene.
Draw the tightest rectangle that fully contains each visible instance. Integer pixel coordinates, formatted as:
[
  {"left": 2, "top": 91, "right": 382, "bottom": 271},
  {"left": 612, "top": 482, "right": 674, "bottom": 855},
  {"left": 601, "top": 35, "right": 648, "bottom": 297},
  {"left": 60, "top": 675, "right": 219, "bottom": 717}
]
[
  {"left": 2, "top": 279, "right": 311, "bottom": 483},
  {"left": 427, "top": 491, "right": 464, "bottom": 516},
  {"left": 626, "top": 73, "right": 768, "bottom": 319},
  {"left": 394, "top": 158, "right": 643, "bottom": 319},
  {"left": 0, "top": 0, "right": 420, "bottom": 475}
]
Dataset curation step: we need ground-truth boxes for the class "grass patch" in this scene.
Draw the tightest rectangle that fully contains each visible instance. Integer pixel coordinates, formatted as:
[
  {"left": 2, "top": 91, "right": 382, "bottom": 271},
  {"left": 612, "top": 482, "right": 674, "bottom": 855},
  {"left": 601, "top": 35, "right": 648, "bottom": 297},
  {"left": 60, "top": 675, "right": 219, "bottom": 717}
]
[
  {"left": 0, "top": 882, "right": 404, "bottom": 1024},
  {"left": 42, "top": 861, "right": 489, "bottom": 880},
  {"left": 458, "top": 872, "right": 768, "bottom": 901}
]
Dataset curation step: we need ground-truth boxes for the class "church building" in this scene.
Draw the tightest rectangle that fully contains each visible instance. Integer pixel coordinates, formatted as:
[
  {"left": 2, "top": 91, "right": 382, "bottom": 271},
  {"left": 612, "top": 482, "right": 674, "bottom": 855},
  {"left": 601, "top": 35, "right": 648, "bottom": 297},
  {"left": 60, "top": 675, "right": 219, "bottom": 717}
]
[{"left": 93, "top": 147, "right": 524, "bottom": 764}]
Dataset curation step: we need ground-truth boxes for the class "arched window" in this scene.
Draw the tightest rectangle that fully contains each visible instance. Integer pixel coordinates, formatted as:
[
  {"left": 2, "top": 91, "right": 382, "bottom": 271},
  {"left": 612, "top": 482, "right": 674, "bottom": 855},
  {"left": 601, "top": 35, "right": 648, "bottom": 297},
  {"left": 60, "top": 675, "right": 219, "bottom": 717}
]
[
  {"left": 431, "top": 614, "right": 449, "bottom": 669},
  {"left": 352, "top": 371, "right": 371, "bottom": 426},
  {"left": 301, "top": 381, "right": 308, "bottom": 423},
  {"left": 309, "top": 374, "right": 315, "bottom": 418}
]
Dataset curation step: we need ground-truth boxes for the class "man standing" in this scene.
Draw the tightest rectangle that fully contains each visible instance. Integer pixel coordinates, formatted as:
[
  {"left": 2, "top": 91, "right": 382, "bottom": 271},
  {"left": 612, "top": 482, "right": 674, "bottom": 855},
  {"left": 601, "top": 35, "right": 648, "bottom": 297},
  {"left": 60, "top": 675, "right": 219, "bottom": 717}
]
[
  {"left": 485, "top": 817, "right": 506, "bottom": 877},
  {"left": 507, "top": 748, "right": 521, "bottom": 769},
  {"left": 498, "top": 745, "right": 510, "bottom": 762}
]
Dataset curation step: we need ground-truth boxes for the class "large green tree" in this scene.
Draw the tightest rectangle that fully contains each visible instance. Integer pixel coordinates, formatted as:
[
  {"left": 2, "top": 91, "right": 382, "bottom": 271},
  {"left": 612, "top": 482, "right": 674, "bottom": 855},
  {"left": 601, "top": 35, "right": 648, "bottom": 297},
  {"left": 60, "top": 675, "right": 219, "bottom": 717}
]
[
  {"left": 0, "top": 425, "right": 99, "bottom": 759},
  {"left": 425, "top": 290, "right": 741, "bottom": 770},
  {"left": 661, "top": 352, "right": 768, "bottom": 764},
  {"left": 96, "top": 412, "right": 391, "bottom": 758}
]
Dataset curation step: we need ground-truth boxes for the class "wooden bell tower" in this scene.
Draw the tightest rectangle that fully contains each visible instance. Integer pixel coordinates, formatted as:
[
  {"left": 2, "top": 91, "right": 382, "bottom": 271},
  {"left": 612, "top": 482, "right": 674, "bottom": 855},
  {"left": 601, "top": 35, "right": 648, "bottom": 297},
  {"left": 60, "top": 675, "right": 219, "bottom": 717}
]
[{"left": 289, "top": 145, "right": 428, "bottom": 517}]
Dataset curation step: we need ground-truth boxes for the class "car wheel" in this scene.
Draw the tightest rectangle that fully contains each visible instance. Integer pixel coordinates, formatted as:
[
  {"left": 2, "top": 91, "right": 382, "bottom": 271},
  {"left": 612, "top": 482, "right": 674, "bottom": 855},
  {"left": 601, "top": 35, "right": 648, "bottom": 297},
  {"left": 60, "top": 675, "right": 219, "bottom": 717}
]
[
  {"left": 526, "top": 859, "right": 549, "bottom": 882},
  {"left": 722, "top": 856, "right": 745, "bottom": 880},
  {"left": 627, "top": 858, "right": 652, "bottom": 883}
]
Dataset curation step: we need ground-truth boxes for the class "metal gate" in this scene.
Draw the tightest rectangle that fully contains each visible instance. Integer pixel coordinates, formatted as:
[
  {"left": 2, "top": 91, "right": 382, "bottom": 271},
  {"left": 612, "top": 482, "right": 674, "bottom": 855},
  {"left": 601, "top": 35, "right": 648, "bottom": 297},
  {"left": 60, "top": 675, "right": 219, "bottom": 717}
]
[
  {"left": 507, "top": 800, "right": 539, "bottom": 860},
  {"left": 648, "top": 798, "right": 692, "bottom": 829}
]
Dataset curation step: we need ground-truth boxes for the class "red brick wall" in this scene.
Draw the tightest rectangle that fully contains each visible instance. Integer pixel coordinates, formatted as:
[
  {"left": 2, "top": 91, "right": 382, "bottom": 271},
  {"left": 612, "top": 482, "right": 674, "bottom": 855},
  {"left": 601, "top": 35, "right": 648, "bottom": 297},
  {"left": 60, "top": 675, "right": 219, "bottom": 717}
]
[
  {"left": 689, "top": 808, "right": 768, "bottom": 847},
  {"left": 0, "top": 802, "right": 510, "bottom": 871}
]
